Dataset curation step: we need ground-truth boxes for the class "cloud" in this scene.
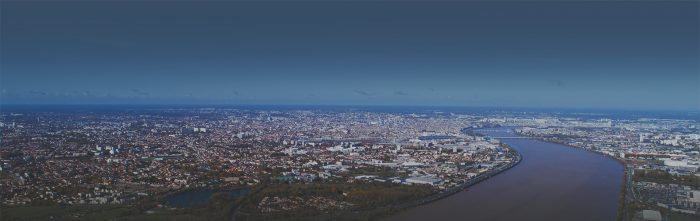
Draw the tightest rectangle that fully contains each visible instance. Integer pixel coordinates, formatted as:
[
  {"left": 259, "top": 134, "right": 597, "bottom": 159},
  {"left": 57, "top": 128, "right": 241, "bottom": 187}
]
[
  {"left": 131, "top": 89, "right": 150, "bottom": 96},
  {"left": 226, "top": 91, "right": 242, "bottom": 100},
  {"left": 28, "top": 90, "right": 49, "bottom": 96},
  {"left": 66, "top": 90, "right": 93, "bottom": 97},
  {"left": 394, "top": 90, "right": 409, "bottom": 96},
  {"left": 352, "top": 89, "right": 373, "bottom": 97}
]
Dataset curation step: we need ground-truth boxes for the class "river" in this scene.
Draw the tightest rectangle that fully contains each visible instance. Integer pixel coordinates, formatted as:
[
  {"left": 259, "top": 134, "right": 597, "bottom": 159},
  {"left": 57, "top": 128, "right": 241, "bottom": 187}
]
[{"left": 385, "top": 127, "right": 624, "bottom": 221}]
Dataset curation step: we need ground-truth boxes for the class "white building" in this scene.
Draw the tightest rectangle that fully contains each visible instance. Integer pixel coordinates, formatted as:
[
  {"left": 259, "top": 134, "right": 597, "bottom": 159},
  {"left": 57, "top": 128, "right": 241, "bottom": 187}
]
[
  {"left": 641, "top": 210, "right": 662, "bottom": 221},
  {"left": 405, "top": 176, "right": 441, "bottom": 185}
]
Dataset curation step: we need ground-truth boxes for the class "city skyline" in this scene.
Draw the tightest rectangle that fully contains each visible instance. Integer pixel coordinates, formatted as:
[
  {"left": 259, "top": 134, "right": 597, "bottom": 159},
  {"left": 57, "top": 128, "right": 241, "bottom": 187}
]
[
  {"left": 1, "top": 1, "right": 698, "bottom": 111},
  {"left": 1, "top": 1, "right": 699, "bottom": 220}
]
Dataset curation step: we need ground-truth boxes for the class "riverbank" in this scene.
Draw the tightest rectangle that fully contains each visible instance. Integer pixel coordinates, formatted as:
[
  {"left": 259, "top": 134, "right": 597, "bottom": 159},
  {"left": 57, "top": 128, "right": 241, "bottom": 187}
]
[
  {"left": 361, "top": 131, "right": 524, "bottom": 220},
  {"left": 512, "top": 132, "right": 629, "bottom": 221},
  {"left": 229, "top": 140, "right": 523, "bottom": 221},
  {"left": 374, "top": 144, "right": 522, "bottom": 218},
  {"left": 385, "top": 127, "right": 624, "bottom": 221}
]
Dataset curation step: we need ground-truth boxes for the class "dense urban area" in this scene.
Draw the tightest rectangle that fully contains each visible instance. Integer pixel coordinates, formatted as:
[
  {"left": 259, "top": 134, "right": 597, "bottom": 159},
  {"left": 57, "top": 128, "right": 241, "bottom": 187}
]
[
  {"left": 0, "top": 107, "right": 519, "bottom": 221},
  {"left": 0, "top": 106, "right": 697, "bottom": 221},
  {"left": 512, "top": 115, "right": 700, "bottom": 221}
]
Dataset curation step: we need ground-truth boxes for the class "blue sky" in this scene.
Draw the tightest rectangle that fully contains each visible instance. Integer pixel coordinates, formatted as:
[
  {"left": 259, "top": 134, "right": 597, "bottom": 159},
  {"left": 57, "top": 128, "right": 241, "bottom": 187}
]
[{"left": 1, "top": 1, "right": 698, "bottom": 110}]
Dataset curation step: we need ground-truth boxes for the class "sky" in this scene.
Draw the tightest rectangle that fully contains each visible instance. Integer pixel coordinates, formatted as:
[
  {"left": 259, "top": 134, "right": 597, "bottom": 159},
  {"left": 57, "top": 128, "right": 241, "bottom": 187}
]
[{"left": 1, "top": 0, "right": 698, "bottom": 110}]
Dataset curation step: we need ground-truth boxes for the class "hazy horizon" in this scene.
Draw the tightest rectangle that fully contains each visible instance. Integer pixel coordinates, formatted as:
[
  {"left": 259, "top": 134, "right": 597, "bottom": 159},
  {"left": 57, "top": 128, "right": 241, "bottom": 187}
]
[{"left": 1, "top": 0, "right": 698, "bottom": 110}]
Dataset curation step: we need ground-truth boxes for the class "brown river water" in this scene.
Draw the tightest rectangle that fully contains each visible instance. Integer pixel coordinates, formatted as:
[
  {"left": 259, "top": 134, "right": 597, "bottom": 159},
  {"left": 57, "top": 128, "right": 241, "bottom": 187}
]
[{"left": 384, "top": 127, "right": 624, "bottom": 221}]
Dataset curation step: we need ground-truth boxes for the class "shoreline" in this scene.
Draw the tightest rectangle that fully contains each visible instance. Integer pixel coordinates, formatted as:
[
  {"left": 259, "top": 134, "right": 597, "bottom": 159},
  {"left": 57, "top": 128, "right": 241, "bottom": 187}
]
[
  {"left": 375, "top": 143, "right": 522, "bottom": 219},
  {"left": 230, "top": 131, "right": 523, "bottom": 221},
  {"left": 231, "top": 152, "right": 522, "bottom": 221},
  {"left": 513, "top": 132, "right": 628, "bottom": 221}
]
